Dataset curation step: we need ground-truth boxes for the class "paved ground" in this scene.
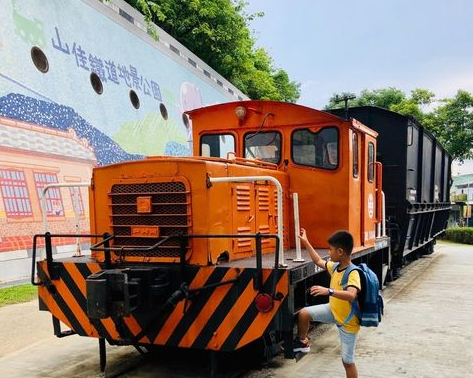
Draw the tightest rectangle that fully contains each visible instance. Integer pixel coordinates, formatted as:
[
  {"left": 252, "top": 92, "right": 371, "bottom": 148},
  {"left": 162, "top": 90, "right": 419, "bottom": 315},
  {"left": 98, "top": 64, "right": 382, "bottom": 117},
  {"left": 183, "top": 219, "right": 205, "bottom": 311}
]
[
  {"left": 0, "top": 241, "right": 471, "bottom": 377},
  {"left": 248, "top": 241, "right": 473, "bottom": 378},
  {"left": 0, "top": 300, "right": 52, "bottom": 357}
]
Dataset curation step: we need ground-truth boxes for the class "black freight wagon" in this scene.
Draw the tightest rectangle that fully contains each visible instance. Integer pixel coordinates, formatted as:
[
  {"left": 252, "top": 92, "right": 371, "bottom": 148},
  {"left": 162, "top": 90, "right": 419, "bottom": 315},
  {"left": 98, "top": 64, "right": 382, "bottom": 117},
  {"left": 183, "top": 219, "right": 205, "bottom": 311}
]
[{"left": 330, "top": 106, "right": 452, "bottom": 277}]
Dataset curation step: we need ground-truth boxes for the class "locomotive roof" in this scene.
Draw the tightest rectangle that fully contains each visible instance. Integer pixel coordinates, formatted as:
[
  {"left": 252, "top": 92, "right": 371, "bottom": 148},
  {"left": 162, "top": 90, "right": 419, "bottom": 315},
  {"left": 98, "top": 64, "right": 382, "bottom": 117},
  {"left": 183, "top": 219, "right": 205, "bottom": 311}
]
[
  {"left": 187, "top": 100, "right": 344, "bottom": 125},
  {"left": 187, "top": 100, "right": 378, "bottom": 138}
]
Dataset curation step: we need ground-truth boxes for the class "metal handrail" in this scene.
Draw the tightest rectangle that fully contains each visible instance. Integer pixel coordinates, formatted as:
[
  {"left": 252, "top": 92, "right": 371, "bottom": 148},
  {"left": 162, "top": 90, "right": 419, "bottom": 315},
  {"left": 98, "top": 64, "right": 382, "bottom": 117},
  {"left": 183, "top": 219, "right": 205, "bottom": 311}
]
[
  {"left": 39, "top": 182, "right": 90, "bottom": 259},
  {"left": 32, "top": 231, "right": 281, "bottom": 296},
  {"left": 31, "top": 232, "right": 107, "bottom": 285}
]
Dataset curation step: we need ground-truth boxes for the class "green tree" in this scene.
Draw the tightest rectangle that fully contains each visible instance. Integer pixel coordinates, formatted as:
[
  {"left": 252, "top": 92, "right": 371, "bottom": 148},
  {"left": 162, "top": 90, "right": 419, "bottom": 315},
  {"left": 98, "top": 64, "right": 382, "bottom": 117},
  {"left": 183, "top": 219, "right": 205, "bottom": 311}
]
[
  {"left": 123, "top": 0, "right": 300, "bottom": 102},
  {"left": 327, "top": 87, "right": 411, "bottom": 110},
  {"left": 326, "top": 87, "right": 473, "bottom": 161},
  {"left": 390, "top": 88, "right": 435, "bottom": 124},
  {"left": 429, "top": 91, "right": 473, "bottom": 162}
]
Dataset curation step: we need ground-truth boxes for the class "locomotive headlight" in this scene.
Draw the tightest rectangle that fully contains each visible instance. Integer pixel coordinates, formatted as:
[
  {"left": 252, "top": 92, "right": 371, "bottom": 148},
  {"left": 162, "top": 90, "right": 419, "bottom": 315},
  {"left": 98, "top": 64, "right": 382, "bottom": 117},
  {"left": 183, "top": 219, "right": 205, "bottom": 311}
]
[{"left": 235, "top": 106, "right": 247, "bottom": 119}]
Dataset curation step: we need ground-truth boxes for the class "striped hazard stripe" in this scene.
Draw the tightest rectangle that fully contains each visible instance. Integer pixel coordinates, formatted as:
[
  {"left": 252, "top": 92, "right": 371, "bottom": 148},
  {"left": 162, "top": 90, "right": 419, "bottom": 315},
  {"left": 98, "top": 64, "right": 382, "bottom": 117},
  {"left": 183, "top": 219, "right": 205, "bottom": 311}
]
[
  {"left": 37, "top": 260, "right": 288, "bottom": 351},
  {"left": 154, "top": 267, "right": 288, "bottom": 351}
]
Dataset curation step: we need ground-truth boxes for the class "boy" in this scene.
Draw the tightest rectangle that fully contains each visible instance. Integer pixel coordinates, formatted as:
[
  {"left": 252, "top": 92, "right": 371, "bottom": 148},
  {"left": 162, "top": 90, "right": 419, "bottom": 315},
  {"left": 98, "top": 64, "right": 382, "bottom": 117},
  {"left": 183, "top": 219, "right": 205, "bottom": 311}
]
[{"left": 294, "top": 228, "right": 361, "bottom": 378}]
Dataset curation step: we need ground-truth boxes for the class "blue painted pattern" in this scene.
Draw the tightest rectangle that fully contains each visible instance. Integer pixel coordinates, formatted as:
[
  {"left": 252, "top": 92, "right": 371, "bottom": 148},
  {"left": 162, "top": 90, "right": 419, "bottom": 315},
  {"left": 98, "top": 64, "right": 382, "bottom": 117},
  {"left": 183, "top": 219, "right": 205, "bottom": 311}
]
[{"left": 0, "top": 93, "right": 143, "bottom": 165}]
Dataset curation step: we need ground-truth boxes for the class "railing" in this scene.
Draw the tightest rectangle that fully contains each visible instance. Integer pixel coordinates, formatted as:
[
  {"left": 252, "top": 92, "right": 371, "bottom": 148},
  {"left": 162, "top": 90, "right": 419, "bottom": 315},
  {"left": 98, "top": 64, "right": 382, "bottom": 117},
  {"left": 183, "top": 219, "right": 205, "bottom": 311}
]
[
  {"left": 292, "top": 192, "right": 304, "bottom": 262},
  {"left": 31, "top": 231, "right": 281, "bottom": 297},
  {"left": 376, "top": 191, "right": 386, "bottom": 238},
  {"left": 39, "top": 182, "right": 91, "bottom": 259},
  {"left": 31, "top": 232, "right": 108, "bottom": 285}
]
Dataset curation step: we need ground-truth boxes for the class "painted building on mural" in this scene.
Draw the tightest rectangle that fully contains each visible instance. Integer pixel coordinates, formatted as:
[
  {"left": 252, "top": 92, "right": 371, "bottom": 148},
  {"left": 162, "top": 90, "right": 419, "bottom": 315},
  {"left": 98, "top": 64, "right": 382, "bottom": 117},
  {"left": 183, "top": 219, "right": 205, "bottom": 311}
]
[
  {"left": 0, "top": 0, "right": 248, "bottom": 282},
  {"left": 0, "top": 116, "right": 95, "bottom": 249},
  {"left": 0, "top": 116, "right": 97, "bottom": 281}
]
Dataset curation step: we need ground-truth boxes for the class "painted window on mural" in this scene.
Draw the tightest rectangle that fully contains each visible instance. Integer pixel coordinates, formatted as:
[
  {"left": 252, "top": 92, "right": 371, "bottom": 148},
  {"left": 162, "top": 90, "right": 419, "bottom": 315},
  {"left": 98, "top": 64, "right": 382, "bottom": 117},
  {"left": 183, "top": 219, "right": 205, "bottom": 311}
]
[
  {"left": 34, "top": 173, "right": 64, "bottom": 216},
  {"left": 0, "top": 169, "right": 33, "bottom": 217},
  {"left": 69, "top": 187, "right": 84, "bottom": 216}
]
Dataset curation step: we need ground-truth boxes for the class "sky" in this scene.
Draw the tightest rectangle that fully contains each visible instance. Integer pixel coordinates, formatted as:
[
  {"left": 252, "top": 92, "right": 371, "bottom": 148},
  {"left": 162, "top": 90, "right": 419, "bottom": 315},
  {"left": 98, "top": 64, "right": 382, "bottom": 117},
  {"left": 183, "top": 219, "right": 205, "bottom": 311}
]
[{"left": 246, "top": 0, "right": 473, "bottom": 175}]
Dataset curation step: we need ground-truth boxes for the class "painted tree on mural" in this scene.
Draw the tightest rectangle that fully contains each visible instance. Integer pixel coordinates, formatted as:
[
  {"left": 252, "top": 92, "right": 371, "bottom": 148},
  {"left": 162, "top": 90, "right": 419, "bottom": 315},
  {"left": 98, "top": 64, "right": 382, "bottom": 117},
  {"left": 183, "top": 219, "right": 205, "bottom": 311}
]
[
  {"left": 124, "top": 0, "right": 300, "bottom": 102},
  {"left": 326, "top": 88, "right": 473, "bottom": 162}
]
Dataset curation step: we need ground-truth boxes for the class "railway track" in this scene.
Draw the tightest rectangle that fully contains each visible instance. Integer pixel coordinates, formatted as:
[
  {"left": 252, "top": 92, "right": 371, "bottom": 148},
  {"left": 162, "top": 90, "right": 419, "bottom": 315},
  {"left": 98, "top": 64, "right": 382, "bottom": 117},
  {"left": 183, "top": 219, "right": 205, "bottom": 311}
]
[{"left": 91, "top": 342, "right": 272, "bottom": 378}]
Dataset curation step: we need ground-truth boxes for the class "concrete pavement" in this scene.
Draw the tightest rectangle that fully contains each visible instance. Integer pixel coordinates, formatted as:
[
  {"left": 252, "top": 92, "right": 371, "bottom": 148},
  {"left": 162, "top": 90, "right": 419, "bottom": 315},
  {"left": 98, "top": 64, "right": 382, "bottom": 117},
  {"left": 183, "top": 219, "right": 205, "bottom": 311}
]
[
  {"left": 248, "top": 241, "right": 473, "bottom": 378},
  {"left": 0, "top": 242, "right": 471, "bottom": 377}
]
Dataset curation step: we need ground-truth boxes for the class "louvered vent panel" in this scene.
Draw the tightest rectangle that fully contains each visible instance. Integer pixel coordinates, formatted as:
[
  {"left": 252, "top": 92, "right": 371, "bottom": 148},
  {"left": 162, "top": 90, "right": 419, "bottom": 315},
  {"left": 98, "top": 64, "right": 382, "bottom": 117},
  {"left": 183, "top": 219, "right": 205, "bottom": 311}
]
[
  {"left": 258, "top": 187, "right": 270, "bottom": 211},
  {"left": 237, "top": 226, "right": 252, "bottom": 248},
  {"left": 258, "top": 225, "right": 271, "bottom": 245},
  {"left": 236, "top": 185, "right": 251, "bottom": 211},
  {"left": 109, "top": 182, "right": 191, "bottom": 258}
]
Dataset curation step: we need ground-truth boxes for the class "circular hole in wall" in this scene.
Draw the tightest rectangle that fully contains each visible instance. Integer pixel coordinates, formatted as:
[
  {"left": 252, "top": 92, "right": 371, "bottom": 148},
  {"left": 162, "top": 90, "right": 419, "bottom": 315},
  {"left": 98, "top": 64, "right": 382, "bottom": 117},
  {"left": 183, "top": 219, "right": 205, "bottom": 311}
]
[
  {"left": 159, "top": 103, "right": 168, "bottom": 120},
  {"left": 130, "top": 90, "right": 140, "bottom": 109},
  {"left": 90, "top": 72, "right": 103, "bottom": 95},
  {"left": 31, "top": 46, "right": 49, "bottom": 73}
]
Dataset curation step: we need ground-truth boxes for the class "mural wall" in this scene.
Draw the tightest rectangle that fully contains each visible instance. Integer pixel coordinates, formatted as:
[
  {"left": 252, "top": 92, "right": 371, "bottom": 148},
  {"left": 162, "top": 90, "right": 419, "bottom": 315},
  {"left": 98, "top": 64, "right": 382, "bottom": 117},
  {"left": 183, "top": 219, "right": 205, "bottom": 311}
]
[{"left": 0, "top": 0, "right": 247, "bottom": 281}]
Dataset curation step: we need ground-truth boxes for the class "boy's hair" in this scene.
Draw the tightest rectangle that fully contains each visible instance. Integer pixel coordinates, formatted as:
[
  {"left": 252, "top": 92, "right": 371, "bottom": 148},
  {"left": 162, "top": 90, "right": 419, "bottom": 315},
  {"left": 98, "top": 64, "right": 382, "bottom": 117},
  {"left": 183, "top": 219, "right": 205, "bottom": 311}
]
[{"left": 327, "top": 230, "right": 354, "bottom": 255}]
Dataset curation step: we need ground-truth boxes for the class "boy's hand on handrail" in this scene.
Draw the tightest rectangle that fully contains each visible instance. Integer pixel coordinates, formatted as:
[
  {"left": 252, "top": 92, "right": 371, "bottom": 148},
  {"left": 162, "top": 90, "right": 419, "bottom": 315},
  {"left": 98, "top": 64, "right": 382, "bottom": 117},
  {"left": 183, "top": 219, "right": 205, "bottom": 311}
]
[
  {"left": 298, "top": 227, "right": 326, "bottom": 270},
  {"left": 298, "top": 228, "right": 309, "bottom": 245}
]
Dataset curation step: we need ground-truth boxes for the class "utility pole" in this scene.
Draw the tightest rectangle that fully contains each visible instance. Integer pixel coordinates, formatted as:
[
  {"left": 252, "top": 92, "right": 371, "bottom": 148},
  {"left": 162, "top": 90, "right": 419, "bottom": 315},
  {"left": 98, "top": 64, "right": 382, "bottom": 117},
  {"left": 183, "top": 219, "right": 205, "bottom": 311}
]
[{"left": 334, "top": 94, "right": 356, "bottom": 120}]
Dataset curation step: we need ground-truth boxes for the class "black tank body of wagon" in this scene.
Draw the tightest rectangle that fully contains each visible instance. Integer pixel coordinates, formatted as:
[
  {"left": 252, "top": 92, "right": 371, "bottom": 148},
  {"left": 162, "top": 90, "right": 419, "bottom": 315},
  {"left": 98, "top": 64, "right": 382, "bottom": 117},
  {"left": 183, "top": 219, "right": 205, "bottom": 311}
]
[{"left": 330, "top": 106, "right": 452, "bottom": 276}]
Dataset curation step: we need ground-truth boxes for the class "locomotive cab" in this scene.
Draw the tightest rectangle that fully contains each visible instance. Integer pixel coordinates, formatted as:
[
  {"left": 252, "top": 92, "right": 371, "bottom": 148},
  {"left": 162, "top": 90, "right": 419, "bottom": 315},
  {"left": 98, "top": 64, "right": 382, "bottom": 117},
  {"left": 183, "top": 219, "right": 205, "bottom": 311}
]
[{"left": 188, "top": 101, "right": 383, "bottom": 252}]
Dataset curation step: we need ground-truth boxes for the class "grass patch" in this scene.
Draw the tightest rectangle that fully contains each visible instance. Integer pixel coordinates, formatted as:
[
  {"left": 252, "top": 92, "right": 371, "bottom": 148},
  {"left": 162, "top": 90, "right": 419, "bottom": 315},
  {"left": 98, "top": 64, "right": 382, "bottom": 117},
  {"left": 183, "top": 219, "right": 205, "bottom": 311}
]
[{"left": 0, "top": 284, "right": 37, "bottom": 308}]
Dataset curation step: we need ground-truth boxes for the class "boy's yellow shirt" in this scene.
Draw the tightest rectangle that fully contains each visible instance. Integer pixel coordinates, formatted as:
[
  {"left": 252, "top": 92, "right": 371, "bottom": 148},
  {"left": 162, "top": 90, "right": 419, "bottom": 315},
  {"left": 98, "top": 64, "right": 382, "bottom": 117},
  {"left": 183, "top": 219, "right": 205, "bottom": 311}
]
[{"left": 326, "top": 261, "right": 361, "bottom": 333}]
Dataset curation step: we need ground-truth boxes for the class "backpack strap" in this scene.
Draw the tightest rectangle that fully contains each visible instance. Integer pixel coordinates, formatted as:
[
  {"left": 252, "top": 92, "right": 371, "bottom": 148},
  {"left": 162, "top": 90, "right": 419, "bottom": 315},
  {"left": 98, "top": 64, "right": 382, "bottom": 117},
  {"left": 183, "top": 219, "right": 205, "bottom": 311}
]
[
  {"left": 341, "top": 263, "right": 358, "bottom": 288},
  {"left": 337, "top": 263, "right": 361, "bottom": 328},
  {"left": 337, "top": 301, "right": 360, "bottom": 328}
]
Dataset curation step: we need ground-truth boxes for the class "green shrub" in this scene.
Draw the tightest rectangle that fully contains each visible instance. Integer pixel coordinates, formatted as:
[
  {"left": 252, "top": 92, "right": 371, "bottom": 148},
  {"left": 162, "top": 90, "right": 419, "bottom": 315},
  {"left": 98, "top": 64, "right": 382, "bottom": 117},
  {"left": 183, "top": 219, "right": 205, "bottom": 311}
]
[{"left": 444, "top": 227, "right": 473, "bottom": 244}]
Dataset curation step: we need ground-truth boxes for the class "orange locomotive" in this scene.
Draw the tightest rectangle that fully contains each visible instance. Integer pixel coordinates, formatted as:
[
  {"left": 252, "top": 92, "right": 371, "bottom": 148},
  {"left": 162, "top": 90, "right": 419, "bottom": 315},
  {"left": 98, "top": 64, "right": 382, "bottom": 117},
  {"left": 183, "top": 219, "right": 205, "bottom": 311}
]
[{"left": 32, "top": 101, "right": 390, "bottom": 371}]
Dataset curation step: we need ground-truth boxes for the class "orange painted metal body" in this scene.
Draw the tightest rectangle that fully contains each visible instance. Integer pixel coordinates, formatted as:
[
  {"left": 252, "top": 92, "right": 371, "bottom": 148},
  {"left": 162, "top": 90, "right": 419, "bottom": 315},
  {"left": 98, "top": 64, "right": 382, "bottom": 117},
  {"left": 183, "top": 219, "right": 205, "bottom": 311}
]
[
  {"left": 89, "top": 156, "right": 289, "bottom": 265},
  {"left": 88, "top": 100, "right": 380, "bottom": 263},
  {"left": 188, "top": 101, "right": 380, "bottom": 253}
]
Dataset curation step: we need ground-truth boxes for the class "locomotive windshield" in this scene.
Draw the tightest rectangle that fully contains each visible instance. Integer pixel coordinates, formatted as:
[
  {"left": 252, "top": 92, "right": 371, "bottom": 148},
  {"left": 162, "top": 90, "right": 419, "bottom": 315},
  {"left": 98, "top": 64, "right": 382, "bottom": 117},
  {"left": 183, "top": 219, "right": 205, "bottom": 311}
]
[
  {"left": 244, "top": 131, "right": 281, "bottom": 164},
  {"left": 291, "top": 127, "right": 339, "bottom": 170},
  {"left": 200, "top": 133, "right": 235, "bottom": 158}
]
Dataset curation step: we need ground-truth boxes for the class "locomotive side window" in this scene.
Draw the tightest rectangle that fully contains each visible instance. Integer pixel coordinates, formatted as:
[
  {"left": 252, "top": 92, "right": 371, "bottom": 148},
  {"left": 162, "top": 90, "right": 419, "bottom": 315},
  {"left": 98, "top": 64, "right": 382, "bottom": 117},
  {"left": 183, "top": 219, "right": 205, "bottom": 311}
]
[
  {"left": 352, "top": 132, "right": 359, "bottom": 178},
  {"left": 368, "top": 142, "right": 375, "bottom": 182},
  {"left": 291, "top": 127, "right": 338, "bottom": 170},
  {"left": 244, "top": 131, "right": 281, "bottom": 164},
  {"left": 200, "top": 133, "right": 235, "bottom": 158}
]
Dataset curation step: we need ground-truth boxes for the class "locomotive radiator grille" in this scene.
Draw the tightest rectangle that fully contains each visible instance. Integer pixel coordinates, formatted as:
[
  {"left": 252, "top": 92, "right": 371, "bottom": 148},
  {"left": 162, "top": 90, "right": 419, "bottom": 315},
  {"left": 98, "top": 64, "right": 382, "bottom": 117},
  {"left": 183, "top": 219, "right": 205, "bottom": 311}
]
[{"left": 109, "top": 182, "right": 191, "bottom": 258}]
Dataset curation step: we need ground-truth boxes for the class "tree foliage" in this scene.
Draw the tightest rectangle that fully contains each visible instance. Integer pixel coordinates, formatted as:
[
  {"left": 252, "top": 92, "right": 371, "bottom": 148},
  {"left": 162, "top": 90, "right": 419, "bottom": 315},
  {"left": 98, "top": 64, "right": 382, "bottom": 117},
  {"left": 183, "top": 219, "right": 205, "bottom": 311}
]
[
  {"left": 123, "top": 0, "right": 300, "bottom": 102},
  {"left": 428, "top": 91, "right": 473, "bottom": 162},
  {"left": 327, "top": 88, "right": 473, "bottom": 161}
]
